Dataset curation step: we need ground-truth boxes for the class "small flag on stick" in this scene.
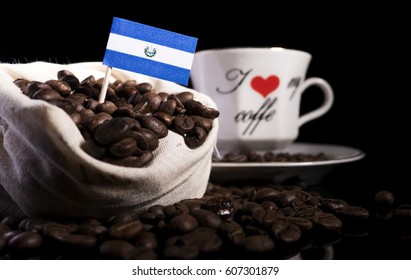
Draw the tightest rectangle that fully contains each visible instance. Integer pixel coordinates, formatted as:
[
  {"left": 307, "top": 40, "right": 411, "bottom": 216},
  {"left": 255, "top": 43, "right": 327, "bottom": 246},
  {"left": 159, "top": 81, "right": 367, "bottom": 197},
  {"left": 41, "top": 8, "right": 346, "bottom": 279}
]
[
  {"left": 103, "top": 17, "right": 198, "bottom": 84},
  {"left": 99, "top": 17, "right": 198, "bottom": 102}
]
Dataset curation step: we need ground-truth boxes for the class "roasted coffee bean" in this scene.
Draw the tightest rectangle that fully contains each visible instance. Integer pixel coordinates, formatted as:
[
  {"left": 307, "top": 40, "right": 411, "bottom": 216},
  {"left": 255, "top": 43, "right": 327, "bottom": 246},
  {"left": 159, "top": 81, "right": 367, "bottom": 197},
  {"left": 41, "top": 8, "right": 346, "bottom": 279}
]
[
  {"left": 42, "top": 222, "right": 74, "bottom": 241},
  {"left": 190, "top": 208, "right": 222, "bottom": 229},
  {"left": 261, "top": 209, "right": 280, "bottom": 227},
  {"left": 18, "top": 218, "right": 51, "bottom": 232},
  {"left": 190, "top": 115, "right": 213, "bottom": 132},
  {"left": 59, "top": 234, "right": 97, "bottom": 248},
  {"left": 311, "top": 213, "right": 343, "bottom": 231},
  {"left": 222, "top": 152, "right": 248, "bottom": 162},
  {"left": 175, "top": 91, "right": 193, "bottom": 103},
  {"left": 275, "top": 191, "right": 305, "bottom": 208},
  {"left": 281, "top": 217, "right": 313, "bottom": 232},
  {"left": 134, "top": 232, "right": 158, "bottom": 250},
  {"left": 393, "top": 205, "right": 411, "bottom": 218},
  {"left": 32, "top": 88, "right": 63, "bottom": 101},
  {"left": 271, "top": 220, "right": 302, "bottom": 244},
  {"left": 219, "top": 220, "right": 244, "bottom": 243},
  {"left": 173, "top": 114, "right": 195, "bottom": 135},
  {"left": 168, "top": 214, "right": 198, "bottom": 233},
  {"left": 251, "top": 188, "right": 280, "bottom": 203},
  {"left": 49, "top": 99, "right": 77, "bottom": 115},
  {"left": 94, "top": 117, "right": 134, "bottom": 145},
  {"left": 13, "top": 78, "right": 31, "bottom": 94},
  {"left": 8, "top": 231, "right": 43, "bottom": 250},
  {"left": 135, "top": 82, "right": 153, "bottom": 93},
  {"left": 166, "top": 227, "right": 222, "bottom": 256},
  {"left": 108, "top": 220, "right": 143, "bottom": 240},
  {"left": 335, "top": 206, "right": 370, "bottom": 220},
  {"left": 163, "top": 203, "right": 190, "bottom": 217},
  {"left": 239, "top": 235, "right": 275, "bottom": 252},
  {"left": 142, "top": 90, "right": 163, "bottom": 111},
  {"left": 184, "top": 126, "right": 207, "bottom": 148},
  {"left": 99, "top": 240, "right": 135, "bottom": 259},
  {"left": 152, "top": 111, "right": 174, "bottom": 127},
  {"left": 59, "top": 74, "right": 80, "bottom": 90},
  {"left": 374, "top": 190, "right": 395, "bottom": 212},
  {"left": 260, "top": 201, "right": 278, "bottom": 211},
  {"left": 184, "top": 99, "right": 220, "bottom": 119},
  {"left": 163, "top": 242, "right": 199, "bottom": 260},
  {"left": 57, "top": 69, "right": 75, "bottom": 79},
  {"left": 25, "top": 81, "right": 51, "bottom": 97},
  {"left": 158, "top": 98, "right": 177, "bottom": 115},
  {"left": 94, "top": 100, "right": 118, "bottom": 115},
  {"left": 180, "top": 198, "right": 204, "bottom": 211},
  {"left": 76, "top": 86, "right": 99, "bottom": 98},
  {"left": 104, "top": 152, "right": 154, "bottom": 167},
  {"left": 320, "top": 198, "right": 349, "bottom": 212},
  {"left": 79, "top": 75, "right": 96, "bottom": 88},
  {"left": 117, "top": 85, "right": 139, "bottom": 99},
  {"left": 87, "top": 112, "right": 112, "bottom": 132},
  {"left": 78, "top": 221, "right": 108, "bottom": 236},
  {"left": 132, "top": 128, "right": 159, "bottom": 151},
  {"left": 46, "top": 79, "right": 72, "bottom": 97},
  {"left": 140, "top": 116, "right": 168, "bottom": 138},
  {"left": 109, "top": 137, "right": 137, "bottom": 157}
]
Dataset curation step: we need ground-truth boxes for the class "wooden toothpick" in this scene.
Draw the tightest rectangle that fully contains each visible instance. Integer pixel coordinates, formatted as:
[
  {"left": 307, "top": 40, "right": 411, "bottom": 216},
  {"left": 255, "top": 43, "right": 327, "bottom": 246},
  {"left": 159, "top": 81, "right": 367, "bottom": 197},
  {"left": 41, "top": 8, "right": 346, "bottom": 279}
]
[{"left": 98, "top": 66, "right": 112, "bottom": 103}]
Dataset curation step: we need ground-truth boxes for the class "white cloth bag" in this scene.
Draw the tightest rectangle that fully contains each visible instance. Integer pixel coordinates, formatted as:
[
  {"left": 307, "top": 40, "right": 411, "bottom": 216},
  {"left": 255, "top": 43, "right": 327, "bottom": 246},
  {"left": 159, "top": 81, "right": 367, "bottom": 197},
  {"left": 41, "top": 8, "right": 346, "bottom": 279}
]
[{"left": 0, "top": 61, "right": 218, "bottom": 219}]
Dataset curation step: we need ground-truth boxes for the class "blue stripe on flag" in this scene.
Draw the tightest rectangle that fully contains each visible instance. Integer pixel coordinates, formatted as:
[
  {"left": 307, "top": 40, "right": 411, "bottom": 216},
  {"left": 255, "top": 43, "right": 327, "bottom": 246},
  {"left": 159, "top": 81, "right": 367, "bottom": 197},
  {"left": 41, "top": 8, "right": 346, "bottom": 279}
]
[
  {"left": 103, "top": 50, "right": 191, "bottom": 85},
  {"left": 109, "top": 17, "right": 197, "bottom": 53}
]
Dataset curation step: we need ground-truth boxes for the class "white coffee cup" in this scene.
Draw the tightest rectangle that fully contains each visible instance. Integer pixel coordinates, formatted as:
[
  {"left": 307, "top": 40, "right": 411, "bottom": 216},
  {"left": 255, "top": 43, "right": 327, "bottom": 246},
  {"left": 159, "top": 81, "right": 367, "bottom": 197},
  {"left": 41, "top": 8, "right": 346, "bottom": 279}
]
[{"left": 190, "top": 47, "right": 334, "bottom": 154}]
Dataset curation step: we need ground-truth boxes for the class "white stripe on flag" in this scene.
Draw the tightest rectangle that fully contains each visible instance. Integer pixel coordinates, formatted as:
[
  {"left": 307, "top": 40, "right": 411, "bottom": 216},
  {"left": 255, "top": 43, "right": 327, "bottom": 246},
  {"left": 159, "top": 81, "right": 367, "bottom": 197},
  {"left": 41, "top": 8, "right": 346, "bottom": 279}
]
[{"left": 106, "top": 33, "right": 194, "bottom": 70}]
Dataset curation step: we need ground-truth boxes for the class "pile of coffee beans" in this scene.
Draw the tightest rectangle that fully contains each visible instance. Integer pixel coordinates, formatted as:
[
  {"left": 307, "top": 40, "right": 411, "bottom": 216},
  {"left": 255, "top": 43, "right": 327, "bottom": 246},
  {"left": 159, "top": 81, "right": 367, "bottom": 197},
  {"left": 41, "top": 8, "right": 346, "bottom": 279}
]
[
  {"left": 4, "top": 179, "right": 398, "bottom": 260},
  {"left": 13, "top": 70, "right": 220, "bottom": 167},
  {"left": 213, "top": 149, "right": 328, "bottom": 163}
]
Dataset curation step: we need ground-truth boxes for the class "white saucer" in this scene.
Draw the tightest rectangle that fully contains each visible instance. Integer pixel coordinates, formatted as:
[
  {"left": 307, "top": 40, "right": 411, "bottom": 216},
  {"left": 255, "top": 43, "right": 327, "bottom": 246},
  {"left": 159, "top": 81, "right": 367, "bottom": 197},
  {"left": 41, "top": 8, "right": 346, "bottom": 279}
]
[{"left": 210, "top": 142, "right": 365, "bottom": 185}]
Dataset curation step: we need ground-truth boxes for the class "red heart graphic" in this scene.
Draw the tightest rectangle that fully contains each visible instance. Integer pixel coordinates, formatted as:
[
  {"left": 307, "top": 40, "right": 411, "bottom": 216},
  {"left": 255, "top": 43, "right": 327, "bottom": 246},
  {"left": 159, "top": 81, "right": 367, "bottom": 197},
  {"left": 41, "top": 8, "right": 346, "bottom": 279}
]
[{"left": 250, "top": 75, "right": 280, "bottom": 97}]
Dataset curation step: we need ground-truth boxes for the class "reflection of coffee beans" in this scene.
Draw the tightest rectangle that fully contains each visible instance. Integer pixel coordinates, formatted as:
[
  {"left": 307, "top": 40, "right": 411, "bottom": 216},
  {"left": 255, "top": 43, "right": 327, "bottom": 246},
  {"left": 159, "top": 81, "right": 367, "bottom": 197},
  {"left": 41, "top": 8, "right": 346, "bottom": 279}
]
[
  {"left": 213, "top": 149, "right": 328, "bottom": 163},
  {"left": 13, "top": 70, "right": 220, "bottom": 167}
]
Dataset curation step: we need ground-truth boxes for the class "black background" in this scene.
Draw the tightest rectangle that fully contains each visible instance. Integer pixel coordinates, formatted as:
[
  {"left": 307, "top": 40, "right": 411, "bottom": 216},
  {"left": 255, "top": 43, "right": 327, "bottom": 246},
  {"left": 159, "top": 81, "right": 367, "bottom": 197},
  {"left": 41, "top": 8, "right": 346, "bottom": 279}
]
[{"left": 1, "top": 4, "right": 410, "bottom": 258}]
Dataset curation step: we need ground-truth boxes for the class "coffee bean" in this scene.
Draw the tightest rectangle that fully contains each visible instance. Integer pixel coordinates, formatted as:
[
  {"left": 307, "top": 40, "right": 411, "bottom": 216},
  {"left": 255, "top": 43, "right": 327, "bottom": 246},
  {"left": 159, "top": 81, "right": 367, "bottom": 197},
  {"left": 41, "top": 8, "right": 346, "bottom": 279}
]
[
  {"left": 320, "top": 198, "right": 349, "bottom": 212},
  {"left": 108, "top": 220, "right": 143, "bottom": 240},
  {"left": 271, "top": 220, "right": 302, "bottom": 244},
  {"left": 99, "top": 240, "right": 135, "bottom": 259},
  {"left": 190, "top": 208, "right": 222, "bottom": 229},
  {"left": 8, "top": 231, "right": 43, "bottom": 250},
  {"left": 168, "top": 214, "right": 198, "bottom": 233},
  {"left": 109, "top": 137, "right": 137, "bottom": 157},
  {"left": 46, "top": 79, "right": 72, "bottom": 97},
  {"left": 239, "top": 235, "right": 275, "bottom": 252},
  {"left": 311, "top": 213, "right": 343, "bottom": 231},
  {"left": 335, "top": 206, "right": 370, "bottom": 220},
  {"left": 59, "top": 233, "right": 97, "bottom": 248},
  {"left": 374, "top": 190, "right": 395, "bottom": 211}
]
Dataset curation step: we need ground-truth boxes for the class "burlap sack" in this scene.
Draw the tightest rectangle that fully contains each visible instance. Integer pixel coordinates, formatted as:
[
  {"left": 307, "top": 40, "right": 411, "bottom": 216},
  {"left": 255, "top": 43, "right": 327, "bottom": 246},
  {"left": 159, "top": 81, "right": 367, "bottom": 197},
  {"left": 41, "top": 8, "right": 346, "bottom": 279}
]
[{"left": 0, "top": 61, "right": 218, "bottom": 219}]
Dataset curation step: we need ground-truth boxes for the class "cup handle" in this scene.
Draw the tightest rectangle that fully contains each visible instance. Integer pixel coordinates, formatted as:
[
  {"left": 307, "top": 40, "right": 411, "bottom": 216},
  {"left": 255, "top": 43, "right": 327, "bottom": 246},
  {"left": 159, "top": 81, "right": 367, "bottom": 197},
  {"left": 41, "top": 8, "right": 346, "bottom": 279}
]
[{"left": 298, "top": 77, "right": 334, "bottom": 127}]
